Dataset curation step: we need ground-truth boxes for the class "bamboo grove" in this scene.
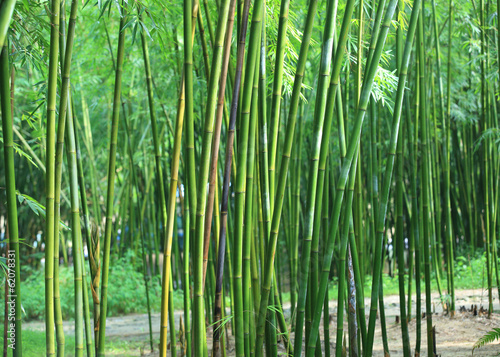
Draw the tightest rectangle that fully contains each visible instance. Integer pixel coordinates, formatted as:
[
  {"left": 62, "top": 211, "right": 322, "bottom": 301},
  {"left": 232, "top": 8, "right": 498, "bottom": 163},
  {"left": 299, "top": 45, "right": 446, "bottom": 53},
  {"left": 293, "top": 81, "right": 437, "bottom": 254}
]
[{"left": 0, "top": 0, "right": 499, "bottom": 355}]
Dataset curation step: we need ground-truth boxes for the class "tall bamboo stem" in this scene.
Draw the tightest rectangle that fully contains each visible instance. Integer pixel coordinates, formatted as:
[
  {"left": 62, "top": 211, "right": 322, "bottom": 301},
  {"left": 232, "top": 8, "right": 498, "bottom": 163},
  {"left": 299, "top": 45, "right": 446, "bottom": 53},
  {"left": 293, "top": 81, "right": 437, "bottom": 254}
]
[
  {"left": 418, "top": 4, "right": 434, "bottom": 352},
  {"left": 0, "top": 42, "right": 22, "bottom": 357},
  {"left": 98, "top": 2, "right": 128, "bottom": 354},
  {"left": 44, "top": 0, "right": 61, "bottom": 352},
  {"left": 212, "top": 0, "right": 251, "bottom": 353}
]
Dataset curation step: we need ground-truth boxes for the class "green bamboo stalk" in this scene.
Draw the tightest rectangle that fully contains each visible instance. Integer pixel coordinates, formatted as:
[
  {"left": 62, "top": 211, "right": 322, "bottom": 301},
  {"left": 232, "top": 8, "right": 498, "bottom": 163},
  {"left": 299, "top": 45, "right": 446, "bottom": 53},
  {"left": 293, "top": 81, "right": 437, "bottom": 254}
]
[
  {"left": 414, "top": 59, "right": 422, "bottom": 356},
  {"left": 403, "top": 94, "right": 413, "bottom": 323},
  {"left": 71, "top": 100, "right": 94, "bottom": 357},
  {"left": 257, "top": 13, "right": 271, "bottom": 258},
  {"left": 243, "top": 65, "right": 259, "bottom": 355},
  {"left": 267, "top": 0, "right": 291, "bottom": 207},
  {"left": 201, "top": 0, "right": 236, "bottom": 287},
  {"left": 54, "top": 0, "right": 80, "bottom": 353},
  {"left": 335, "top": 149, "right": 358, "bottom": 357},
  {"left": 53, "top": 3, "right": 67, "bottom": 354},
  {"left": 428, "top": 75, "right": 444, "bottom": 298},
  {"left": 137, "top": 1, "right": 169, "bottom": 315},
  {"left": 417, "top": 4, "right": 434, "bottom": 352},
  {"left": 253, "top": 177, "right": 263, "bottom": 309},
  {"left": 289, "top": 105, "right": 303, "bottom": 319},
  {"left": 137, "top": 8, "right": 173, "bottom": 352},
  {"left": 212, "top": 0, "right": 251, "bottom": 352},
  {"left": 80, "top": 236, "right": 93, "bottom": 357},
  {"left": 253, "top": 0, "right": 323, "bottom": 352},
  {"left": 183, "top": 181, "right": 192, "bottom": 357},
  {"left": 310, "top": 0, "right": 410, "bottom": 354},
  {"left": 255, "top": 10, "right": 268, "bottom": 317},
  {"left": 353, "top": 2, "right": 364, "bottom": 307},
  {"left": 202, "top": 0, "right": 214, "bottom": 45},
  {"left": 65, "top": 82, "right": 84, "bottom": 357},
  {"left": 44, "top": 0, "right": 61, "bottom": 351},
  {"left": 231, "top": 0, "right": 264, "bottom": 352},
  {"left": 486, "top": 0, "right": 500, "bottom": 304},
  {"left": 122, "top": 108, "right": 154, "bottom": 352},
  {"left": 484, "top": 81, "right": 494, "bottom": 317},
  {"left": 367, "top": 99, "right": 377, "bottom": 284},
  {"left": 478, "top": 1, "right": 489, "bottom": 312},
  {"left": 356, "top": 3, "right": 418, "bottom": 355},
  {"left": 0, "top": 42, "right": 22, "bottom": 357},
  {"left": 306, "top": 1, "right": 342, "bottom": 354},
  {"left": 98, "top": 2, "right": 128, "bottom": 354},
  {"left": 256, "top": 27, "right": 277, "bottom": 353},
  {"left": 197, "top": 10, "right": 211, "bottom": 81},
  {"left": 307, "top": 2, "right": 399, "bottom": 355},
  {"left": 322, "top": 166, "right": 331, "bottom": 357},
  {"left": 0, "top": 0, "right": 15, "bottom": 48},
  {"left": 158, "top": 0, "right": 200, "bottom": 352},
  {"left": 378, "top": 266, "right": 390, "bottom": 356},
  {"left": 362, "top": 2, "right": 420, "bottom": 353},
  {"left": 431, "top": 0, "right": 454, "bottom": 313},
  {"left": 77, "top": 72, "right": 101, "bottom": 224},
  {"left": 190, "top": 0, "right": 232, "bottom": 348},
  {"left": 335, "top": 71, "right": 367, "bottom": 352},
  {"left": 369, "top": 99, "right": 378, "bottom": 285},
  {"left": 259, "top": 4, "right": 284, "bottom": 353},
  {"left": 395, "top": 2, "right": 410, "bottom": 354},
  {"left": 305, "top": 2, "right": 340, "bottom": 352},
  {"left": 68, "top": 101, "right": 94, "bottom": 357},
  {"left": 445, "top": 0, "right": 456, "bottom": 316}
]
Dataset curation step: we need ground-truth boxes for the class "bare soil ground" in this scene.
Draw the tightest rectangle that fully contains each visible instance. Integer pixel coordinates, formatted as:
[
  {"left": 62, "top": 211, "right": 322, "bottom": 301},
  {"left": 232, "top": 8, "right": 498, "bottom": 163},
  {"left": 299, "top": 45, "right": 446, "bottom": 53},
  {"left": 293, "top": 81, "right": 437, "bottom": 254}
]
[{"left": 26, "top": 289, "right": 500, "bottom": 356}]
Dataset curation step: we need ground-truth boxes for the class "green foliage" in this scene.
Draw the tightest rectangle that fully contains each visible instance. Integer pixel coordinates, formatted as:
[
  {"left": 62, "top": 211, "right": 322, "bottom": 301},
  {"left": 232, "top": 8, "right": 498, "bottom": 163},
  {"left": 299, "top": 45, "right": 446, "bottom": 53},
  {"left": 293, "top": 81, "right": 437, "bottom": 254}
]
[
  {"left": 0, "top": 251, "right": 182, "bottom": 321},
  {"left": 473, "top": 328, "right": 500, "bottom": 354}
]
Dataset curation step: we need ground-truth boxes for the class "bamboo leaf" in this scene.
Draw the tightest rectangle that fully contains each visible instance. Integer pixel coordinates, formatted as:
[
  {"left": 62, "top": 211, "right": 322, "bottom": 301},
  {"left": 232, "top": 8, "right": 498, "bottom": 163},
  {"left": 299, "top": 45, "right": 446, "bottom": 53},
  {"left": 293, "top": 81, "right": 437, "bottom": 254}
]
[{"left": 473, "top": 328, "right": 500, "bottom": 354}]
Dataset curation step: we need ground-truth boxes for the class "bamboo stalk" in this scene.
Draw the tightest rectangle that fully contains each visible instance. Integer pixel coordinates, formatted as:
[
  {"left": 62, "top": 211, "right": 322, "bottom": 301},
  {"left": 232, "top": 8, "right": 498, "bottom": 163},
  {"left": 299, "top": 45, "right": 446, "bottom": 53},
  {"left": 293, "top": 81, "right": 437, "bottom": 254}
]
[
  {"left": 414, "top": 58, "right": 422, "bottom": 356},
  {"left": 65, "top": 83, "right": 84, "bottom": 357},
  {"left": 212, "top": 0, "right": 251, "bottom": 352},
  {"left": 201, "top": 0, "right": 237, "bottom": 288},
  {"left": 53, "top": 3, "right": 67, "bottom": 354},
  {"left": 0, "top": 0, "right": 15, "bottom": 48},
  {"left": 431, "top": 0, "right": 455, "bottom": 314},
  {"left": 0, "top": 42, "right": 22, "bottom": 357},
  {"left": 190, "top": 0, "right": 233, "bottom": 348},
  {"left": 54, "top": 0, "right": 81, "bottom": 352},
  {"left": 97, "top": 2, "right": 128, "bottom": 354},
  {"left": 395, "top": 2, "right": 410, "bottom": 354},
  {"left": 335, "top": 149, "right": 358, "bottom": 357},
  {"left": 307, "top": 0, "right": 403, "bottom": 354},
  {"left": 231, "top": 0, "right": 265, "bottom": 352},
  {"left": 293, "top": 0, "right": 343, "bottom": 355},
  {"left": 158, "top": 0, "right": 200, "bottom": 352},
  {"left": 308, "top": 2, "right": 399, "bottom": 354},
  {"left": 44, "top": 0, "right": 61, "bottom": 351},
  {"left": 183, "top": 180, "right": 192, "bottom": 357},
  {"left": 417, "top": 4, "right": 434, "bottom": 352},
  {"left": 243, "top": 64, "right": 259, "bottom": 355},
  {"left": 361, "top": 1, "right": 421, "bottom": 354},
  {"left": 268, "top": 0, "right": 291, "bottom": 206}
]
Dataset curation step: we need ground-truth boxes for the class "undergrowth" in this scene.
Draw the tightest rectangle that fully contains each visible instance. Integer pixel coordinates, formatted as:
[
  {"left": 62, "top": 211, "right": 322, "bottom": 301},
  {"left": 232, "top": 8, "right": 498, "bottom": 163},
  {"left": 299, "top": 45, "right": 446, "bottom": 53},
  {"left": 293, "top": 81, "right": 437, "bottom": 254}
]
[
  {"left": 1, "top": 250, "right": 183, "bottom": 321},
  {"left": 1, "top": 249, "right": 497, "bottom": 322}
]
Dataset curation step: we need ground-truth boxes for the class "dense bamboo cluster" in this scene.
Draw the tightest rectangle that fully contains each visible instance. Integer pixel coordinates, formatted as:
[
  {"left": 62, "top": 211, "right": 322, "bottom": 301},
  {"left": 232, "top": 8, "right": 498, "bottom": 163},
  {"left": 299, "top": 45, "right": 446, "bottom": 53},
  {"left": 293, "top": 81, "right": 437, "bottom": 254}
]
[{"left": 1, "top": 0, "right": 500, "bottom": 355}]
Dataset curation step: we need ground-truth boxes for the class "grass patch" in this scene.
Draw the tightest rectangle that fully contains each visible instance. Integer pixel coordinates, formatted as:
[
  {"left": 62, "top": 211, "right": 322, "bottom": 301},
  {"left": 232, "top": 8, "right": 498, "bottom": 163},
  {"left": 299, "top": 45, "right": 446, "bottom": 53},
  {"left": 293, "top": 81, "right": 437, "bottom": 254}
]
[{"left": 0, "top": 327, "right": 149, "bottom": 356}]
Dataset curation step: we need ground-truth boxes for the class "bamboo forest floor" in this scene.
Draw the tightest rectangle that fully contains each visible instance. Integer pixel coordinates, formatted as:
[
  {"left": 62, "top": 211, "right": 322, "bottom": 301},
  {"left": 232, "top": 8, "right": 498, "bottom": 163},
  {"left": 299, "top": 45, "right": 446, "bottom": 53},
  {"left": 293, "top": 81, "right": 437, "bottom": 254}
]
[{"left": 23, "top": 289, "right": 500, "bottom": 356}]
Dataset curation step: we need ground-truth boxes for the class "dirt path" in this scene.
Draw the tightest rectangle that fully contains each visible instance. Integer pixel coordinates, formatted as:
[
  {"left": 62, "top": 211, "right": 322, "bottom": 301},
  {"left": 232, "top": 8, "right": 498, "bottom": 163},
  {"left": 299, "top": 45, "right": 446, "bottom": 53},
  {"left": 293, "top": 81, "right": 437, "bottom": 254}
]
[{"left": 25, "top": 289, "right": 500, "bottom": 356}]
